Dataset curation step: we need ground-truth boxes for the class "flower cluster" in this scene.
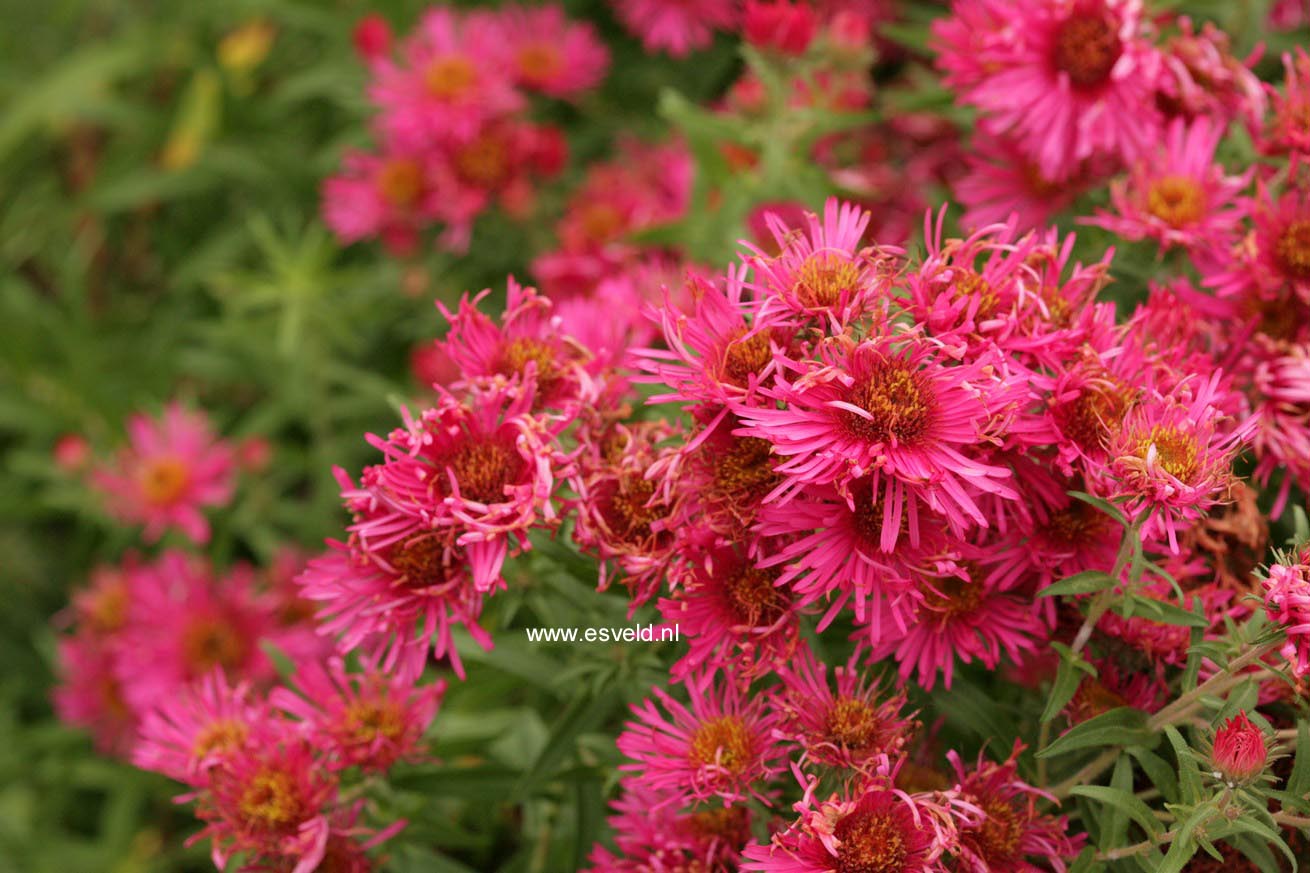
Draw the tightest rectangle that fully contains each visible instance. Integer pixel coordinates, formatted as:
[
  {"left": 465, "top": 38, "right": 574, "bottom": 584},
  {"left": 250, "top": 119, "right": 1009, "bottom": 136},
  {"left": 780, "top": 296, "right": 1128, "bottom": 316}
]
[{"left": 323, "top": 4, "right": 608, "bottom": 253}]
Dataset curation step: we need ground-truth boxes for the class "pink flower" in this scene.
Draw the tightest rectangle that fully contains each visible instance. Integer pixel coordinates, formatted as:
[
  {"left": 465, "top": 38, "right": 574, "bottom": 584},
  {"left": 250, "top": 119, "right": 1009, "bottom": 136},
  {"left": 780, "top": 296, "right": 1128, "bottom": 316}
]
[
  {"left": 617, "top": 671, "right": 784, "bottom": 808},
  {"left": 742, "top": 772, "right": 966, "bottom": 872},
  {"left": 368, "top": 8, "right": 521, "bottom": 150},
  {"left": 1263, "top": 549, "right": 1310, "bottom": 677},
  {"left": 53, "top": 634, "right": 137, "bottom": 755},
  {"left": 53, "top": 433, "right": 91, "bottom": 472},
  {"left": 949, "top": 743, "right": 1080, "bottom": 872},
  {"left": 499, "top": 4, "right": 609, "bottom": 97},
  {"left": 194, "top": 724, "right": 337, "bottom": 873},
  {"left": 744, "top": 1, "right": 817, "bottom": 56},
  {"left": 1211, "top": 710, "right": 1270, "bottom": 785},
  {"left": 746, "top": 198, "right": 894, "bottom": 327},
  {"left": 1260, "top": 48, "right": 1310, "bottom": 157},
  {"left": 955, "top": 131, "right": 1096, "bottom": 231},
  {"left": 940, "top": 0, "right": 1162, "bottom": 180},
  {"left": 270, "top": 657, "right": 444, "bottom": 773},
  {"left": 321, "top": 149, "right": 440, "bottom": 256},
  {"left": 352, "top": 14, "right": 392, "bottom": 64},
  {"left": 735, "top": 334, "right": 1022, "bottom": 535},
  {"left": 613, "top": 0, "right": 738, "bottom": 57},
  {"left": 658, "top": 545, "right": 801, "bottom": 680},
  {"left": 1153, "top": 17, "right": 1265, "bottom": 129},
  {"left": 1086, "top": 116, "right": 1251, "bottom": 252},
  {"left": 775, "top": 647, "right": 916, "bottom": 773},
  {"left": 1106, "top": 373, "right": 1254, "bottom": 550},
  {"left": 91, "top": 402, "right": 235, "bottom": 544},
  {"left": 133, "top": 670, "right": 266, "bottom": 786},
  {"left": 868, "top": 561, "right": 1047, "bottom": 689}
]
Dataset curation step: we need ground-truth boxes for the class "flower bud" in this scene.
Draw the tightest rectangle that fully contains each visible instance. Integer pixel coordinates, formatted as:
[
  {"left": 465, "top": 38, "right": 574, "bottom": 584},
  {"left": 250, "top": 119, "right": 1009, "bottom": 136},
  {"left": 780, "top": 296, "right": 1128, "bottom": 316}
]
[
  {"left": 352, "top": 14, "right": 393, "bottom": 64},
  {"left": 1212, "top": 711, "right": 1268, "bottom": 784},
  {"left": 744, "top": 1, "right": 816, "bottom": 57}
]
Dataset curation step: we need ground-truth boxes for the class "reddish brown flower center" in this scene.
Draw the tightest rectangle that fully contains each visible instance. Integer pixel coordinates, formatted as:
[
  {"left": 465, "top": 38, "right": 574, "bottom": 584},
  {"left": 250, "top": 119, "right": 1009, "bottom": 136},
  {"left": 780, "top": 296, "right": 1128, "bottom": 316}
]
[
  {"left": 499, "top": 336, "right": 559, "bottom": 391},
  {"left": 192, "top": 719, "right": 248, "bottom": 760},
  {"left": 975, "top": 797, "right": 1025, "bottom": 861},
  {"left": 601, "top": 472, "right": 664, "bottom": 543},
  {"left": 844, "top": 359, "right": 935, "bottom": 445},
  {"left": 684, "top": 805, "right": 751, "bottom": 847},
  {"left": 688, "top": 715, "right": 753, "bottom": 773},
  {"left": 1052, "top": 10, "right": 1122, "bottom": 89},
  {"left": 1275, "top": 219, "right": 1310, "bottom": 280},
  {"left": 825, "top": 696, "right": 882, "bottom": 752},
  {"left": 834, "top": 807, "right": 910, "bottom": 873},
  {"left": 794, "top": 252, "right": 863, "bottom": 308},
  {"left": 1053, "top": 379, "right": 1133, "bottom": 452},
  {"left": 721, "top": 327, "right": 774, "bottom": 386},
  {"left": 86, "top": 581, "right": 129, "bottom": 634},
  {"left": 922, "top": 570, "right": 985, "bottom": 623},
  {"left": 1146, "top": 176, "right": 1205, "bottom": 228},
  {"left": 455, "top": 133, "right": 510, "bottom": 188},
  {"left": 137, "top": 456, "right": 191, "bottom": 506},
  {"left": 711, "top": 436, "right": 778, "bottom": 505},
  {"left": 577, "top": 202, "right": 625, "bottom": 245},
  {"left": 1042, "top": 500, "right": 1111, "bottom": 548},
  {"left": 377, "top": 158, "right": 424, "bottom": 207},
  {"left": 389, "top": 536, "right": 449, "bottom": 588},
  {"left": 953, "top": 270, "right": 1001, "bottom": 321},
  {"left": 237, "top": 768, "right": 305, "bottom": 832},
  {"left": 516, "top": 43, "right": 563, "bottom": 83},
  {"left": 1070, "top": 679, "right": 1126, "bottom": 722},
  {"left": 445, "top": 439, "right": 520, "bottom": 504},
  {"left": 723, "top": 563, "right": 788, "bottom": 627},
  {"left": 181, "top": 616, "right": 248, "bottom": 674},
  {"left": 424, "top": 56, "right": 477, "bottom": 100},
  {"left": 1135, "top": 425, "right": 1200, "bottom": 483},
  {"left": 343, "top": 698, "right": 406, "bottom": 746}
]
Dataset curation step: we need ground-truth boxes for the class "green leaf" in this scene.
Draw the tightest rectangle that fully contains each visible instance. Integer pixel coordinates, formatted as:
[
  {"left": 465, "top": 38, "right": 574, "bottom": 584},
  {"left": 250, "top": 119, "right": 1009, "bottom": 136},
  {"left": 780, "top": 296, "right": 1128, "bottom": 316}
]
[
  {"left": 1039, "top": 571, "right": 1118, "bottom": 598},
  {"left": 1164, "top": 726, "right": 1204, "bottom": 805},
  {"left": 1039, "top": 708, "right": 1151, "bottom": 759},
  {"left": 1112, "top": 594, "right": 1209, "bottom": 628},
  {"left": 1042, "top": 643, "right": 1096, "bottom": 723},
  {"left": 1068, "top": 490, "right": 1129, "bottom": 526},
  {"left": 512, "top": 688, "right": 621, "bottom": 800},
  {"left": 1288, "top": 721, "right": 1310, "bottom": 797},
  {"left": 1127, "top": 746, "right": 1178, "bottom": 804},
  {"left": 1073, "top": 787, "right": 1161, "bottom": 846}
]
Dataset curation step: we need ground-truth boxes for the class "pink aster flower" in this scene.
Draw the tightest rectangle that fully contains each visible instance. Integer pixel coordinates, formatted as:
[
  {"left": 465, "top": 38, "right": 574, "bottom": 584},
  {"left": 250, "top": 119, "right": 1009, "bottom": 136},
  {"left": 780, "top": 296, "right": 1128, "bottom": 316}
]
[
  {"left": 53, "top": 634, "right": 137, "bottom": 756},
  {"left": 658, "top": 545, "right": 801, "bottom": 680},
  {"left": 955, "top": 130, "right": 1097, "bottom": 231},
  {"left": 948, "top": 742, "right": 1080, "bottom": 872},
  {"left": 735, "top": 333, "right": 1022, "bottom": 531},
  {"left": 946, "top": 0, "right": 1162, "bottom": 181},
  {"left": 271, "top": 657, "right": 442, "bottom": 773},
  {"left": 1086, "top": 116, "right": 1251, "bottom": 252},
  {"left": 91, "top": 401, "right": 235, "bottom": 544},
  {"left": 1263, "top": 548, "right": 1310, "bottom": 677},
  {"left": 1106, "top": 373, "right": 1255, "bottom": 550},
  {"left": 1260, "top": 48, "right": 1310, "bottom": 157},
  {"left": 746, "top": 198, "right": 897, "bottom": 328},
  {"left": 133, "top": 670, "right": 267, "bottom": 786},
  {"left": 1153, "top": 17, "right": 1265, "bottom": 129},
  {"left": 113, "top": 551, "right": 284, "bottom": 712},
  {"left": 775, "top": 647, "right": 916, "bottom": 773},
  {"left": 194, "top": 725, "right": 338, "bottom": 873},
  {"left": 617, "top": 671, "right": 785, "bottom": 808},
  {"left": 742, "top": 771, "right": 966, "bottom": 872},
  {"left": 321, "top": 149, "right": 440, "bottom": 255},
  {"left": 591, "top": 778, "right": 754, "bottom": 871},
  {"left": 868, "top": 561, "right": 1047, "bottom": 689},
  {"left": 437, "top": 277, "right": 595, "bottom": 411},
  {"left": 298, "top": 468, "right": 491, "bottom": 681},
  {"left": 635, "top": 267, "right": 794, "bottom": 409},
  {"left": 754, "top": 475, "right": 941, "bottom": 639},
  {"left": 613, "top": 0, "right": 738, "bottom": 57},
  {"left": 499, "top": 4, "right": 609, "bottom": 97},
  {"left": 362, "top": 385, "right": 565, "bottom": 593},
  {"left": 1251, "top": 343, "right": 1310, "bottom": 513},
  {"left": 1250, "top": 187, "right": 1310, "bottom": 303},
  {"left": 368, "top": 8, "right": 521, "bottom": 150},
  {"left": 570, "top": 419, "right": 685, "bottom": 606}
]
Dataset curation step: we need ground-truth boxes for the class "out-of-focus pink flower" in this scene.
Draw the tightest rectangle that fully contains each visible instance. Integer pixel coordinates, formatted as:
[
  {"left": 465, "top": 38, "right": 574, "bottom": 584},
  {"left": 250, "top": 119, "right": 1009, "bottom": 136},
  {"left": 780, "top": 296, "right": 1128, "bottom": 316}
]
[
  {"left": 500, "top": 4, "right": 609, "bottom": 97},
  {"left": 352, "top": 13, "right": 392, "bottom": 64},
  {"left": 613, "top": 0, "right": 738, "bottom": 57},
  {"left": 744, "top": 1, "right": 817, "bottom": 56},
  {"left": 91, "top": 402, "right": 235, "bottom": 544},
  {"left": 53, "top": 433, "right": 91, "bottom": 472},
  {"left": 1264, "top": 549, "right": 1310, "bottom": 677}
]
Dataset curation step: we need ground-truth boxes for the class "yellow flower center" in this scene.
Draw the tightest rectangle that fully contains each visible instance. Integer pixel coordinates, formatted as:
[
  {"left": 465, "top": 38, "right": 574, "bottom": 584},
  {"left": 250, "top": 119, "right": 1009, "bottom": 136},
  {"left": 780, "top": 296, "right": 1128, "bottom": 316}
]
[
  {"left": 687, "top": 715, "right": 753, "bottom": 773},
  {"left": 1146, "top": 176, "right": 1205, "bottom": 228},
  {"left": 835, "top": 807, "right": 909, "bottom": 873},
  {"left": 1135, "top": 425, "right": 1200, "bottom": 483},
  {"left": 423, "top": 56, "right": 477, "bottom": 100},
  {"left": 844, "top": 359, "right": 935, "bottom": 445},
  {"left": 1275, "top": 219, "right": 1310, "bottom": 280},
  {"left": 137, "top": 456, "right": 190, "bottom": 506},
  {"left": 516, "top": 43, "right": 563, "bottom": 83},
  {"left": 237, "top": 769, "right": 304, "bottom": 831},
  {"left": 825, "top": 696, "right": 882, "bottom": 752},
  {"left": 794, "top": 252, "right": 864, "bottom": 309}
]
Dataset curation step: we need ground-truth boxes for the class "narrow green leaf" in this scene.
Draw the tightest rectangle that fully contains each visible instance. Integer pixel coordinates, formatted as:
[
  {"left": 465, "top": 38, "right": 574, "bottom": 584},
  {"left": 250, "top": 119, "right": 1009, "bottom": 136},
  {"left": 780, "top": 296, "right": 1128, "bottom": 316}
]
[
  {"left": 1039, "top": 571, "right": 1118, "bottom": 598},
  {"left": 1042, "top": 644, "right": 1096, "bottom": 723},
  {"left": 1164, "top": 726, "right": 1203, "bottom": 804},
  {"left": 1038, "top": 708, "right": 1151, "bottom": 759}
]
